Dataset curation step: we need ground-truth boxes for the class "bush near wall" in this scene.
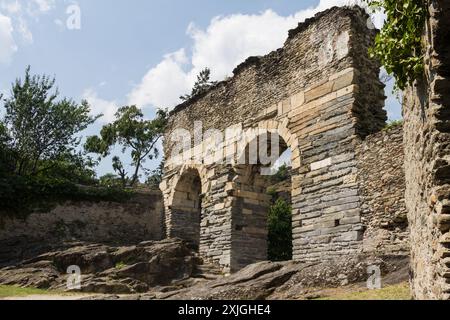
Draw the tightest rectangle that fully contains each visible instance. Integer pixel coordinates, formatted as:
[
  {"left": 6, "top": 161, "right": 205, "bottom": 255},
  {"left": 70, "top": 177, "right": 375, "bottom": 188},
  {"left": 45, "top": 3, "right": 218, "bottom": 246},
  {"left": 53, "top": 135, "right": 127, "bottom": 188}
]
[
  {"left": 268, "top": 198, "right": 293, "bottom": 262},
  {"left": 0, "top": 174, "right": 134, "bottom": 219}
]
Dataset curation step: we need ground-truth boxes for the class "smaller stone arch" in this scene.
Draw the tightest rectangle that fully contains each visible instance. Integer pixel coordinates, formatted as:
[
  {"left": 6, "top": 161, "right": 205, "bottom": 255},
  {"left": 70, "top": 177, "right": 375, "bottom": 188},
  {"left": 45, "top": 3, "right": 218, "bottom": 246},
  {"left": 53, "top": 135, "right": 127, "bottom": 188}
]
[
  {"left": 167, "top": 164, "right": 210, "bottom": 206},
  {"left": 165, "top": 165, "right": 209, "bottom": 250}
]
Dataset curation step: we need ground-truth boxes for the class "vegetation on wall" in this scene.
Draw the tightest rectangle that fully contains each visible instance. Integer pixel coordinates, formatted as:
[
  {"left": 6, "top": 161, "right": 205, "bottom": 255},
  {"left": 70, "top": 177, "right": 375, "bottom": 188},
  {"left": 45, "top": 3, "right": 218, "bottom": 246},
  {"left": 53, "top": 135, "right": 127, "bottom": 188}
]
[
  {"left": 180, "top": 68, "right": 217, "bottom": 102},
  {"left": 0, "top": 67, "right": 134, "bottom": 218},
  {"left": 0, "top": 175, "right": 133, "bottom": 219},
  {"left": 365, "top": 0, "right": 427, "bottom": 90},
  {"left": 383, "top": 119, "right": 404, "bottom": 131}
]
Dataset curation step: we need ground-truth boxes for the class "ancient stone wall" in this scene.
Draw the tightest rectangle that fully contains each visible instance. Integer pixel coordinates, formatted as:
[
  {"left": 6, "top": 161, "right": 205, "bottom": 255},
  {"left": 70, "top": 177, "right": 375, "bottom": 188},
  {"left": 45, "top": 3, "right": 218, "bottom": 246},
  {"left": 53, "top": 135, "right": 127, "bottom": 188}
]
[
  {"left": 161, "top": 6, "right": 387, "bottom": 272},
  {"left": 356, "top": 126, "right": 409, "bottom": 257},
  {"left": 403, "top": 0, "right": 450, "bottom": 300},
  {"left": 0, "top": 190, "right": 164, "bottom": 245}
]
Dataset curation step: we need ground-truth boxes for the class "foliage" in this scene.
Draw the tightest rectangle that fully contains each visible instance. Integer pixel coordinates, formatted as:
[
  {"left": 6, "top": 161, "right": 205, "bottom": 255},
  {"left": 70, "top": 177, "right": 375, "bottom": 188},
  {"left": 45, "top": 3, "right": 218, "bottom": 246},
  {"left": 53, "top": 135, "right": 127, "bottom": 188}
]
[
  {"left": 365, "top": 0, "right": 427, "bottom": 90},
  {"left": 266, "top": 187, "right": 278, "bottom": 200},
  {"left": 316, "top": 282, "right": 411, "bottom": 300},
  {"left": 180, "top": 68, "right": 217, "bottom": 101},
  {"left": 0, "top": 66, "right": 100, "bottom": 177},
  {"left": 34, "top": 151, "right": 98, "bottom": 185},
  {"left": 268, "top": 198, "right": 293, "bottom": 262},
  {"left": 99, "top": 173, "right": 123, "bottom": 188},
  {"left": 383, "top": 119, "right": 404, "bottom": 131},
  {"left": 115, "top": 262, "right": 127, "bottom": 270},
  {"left": 146, "top": 159, "right": 164, "bottom": 189},
  {"left": 269, "top": 164, "right": 291, "bottom": 184},
  {"left": 0, "top": 285, "right": 55, "bottom": 298},
  {"left": 0, "top": 67, "right": 139, "bottom": 218},
  {"left": 85, "top": 106, "right": 168, "bottom": 187},
  {"left": 0, "top": 174, "right": 133, "bottom": 218}
]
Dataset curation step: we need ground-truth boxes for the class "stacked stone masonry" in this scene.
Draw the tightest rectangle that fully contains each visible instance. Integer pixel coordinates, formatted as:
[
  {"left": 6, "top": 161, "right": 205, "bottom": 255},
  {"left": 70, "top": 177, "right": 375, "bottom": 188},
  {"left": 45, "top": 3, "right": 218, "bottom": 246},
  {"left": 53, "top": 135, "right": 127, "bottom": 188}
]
[
  {"left": 160, "top": 6, "right": 408, "bottom": 273},
  {"left": 403, "top": 0, "right": 450, "bottom": 300},
  {"left": 0, "top": 191, "right": 165, "bottom": 245},
  {"left": 357, "top": 126, "right": 409, "bottom": 257}
]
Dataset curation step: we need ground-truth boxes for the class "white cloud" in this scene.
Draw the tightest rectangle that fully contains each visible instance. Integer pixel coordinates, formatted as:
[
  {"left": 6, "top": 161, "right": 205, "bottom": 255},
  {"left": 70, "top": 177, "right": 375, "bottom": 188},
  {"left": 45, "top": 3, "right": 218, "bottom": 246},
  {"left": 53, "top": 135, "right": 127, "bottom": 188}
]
[
  {"left": 0, "top": 12, "right": 17, "bottom": 64},
  {"left": 30, "top": 0, "right": 54, "bottom": 14},
  {"left": 82, "top": 89, "right": 118, "bottom": 124},
  {"left": 0, "top": 0, "right": 57, "bottom": 58},
  {"left": 127, "top": 49, "right": 191, "bottom": 108},
  {"left": 128, "top": 0, "right": 385, "bottom": 110},
  {"left": 0, "top": 0, "right": 21, "bottom": 15},
  {"left": 17, "top": 17, "right": 33, "bottom": 44}
]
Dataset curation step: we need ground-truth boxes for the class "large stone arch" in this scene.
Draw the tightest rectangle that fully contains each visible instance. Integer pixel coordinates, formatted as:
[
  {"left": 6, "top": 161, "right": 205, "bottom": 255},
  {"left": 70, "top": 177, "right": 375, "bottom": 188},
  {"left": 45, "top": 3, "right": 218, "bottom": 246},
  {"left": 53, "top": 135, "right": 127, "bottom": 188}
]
[
  {"left": 229, "top": 121, "right": 298, "bottom": 270},
  {"left": 161, "top": 7, "right": 386, "bottom": 273}
]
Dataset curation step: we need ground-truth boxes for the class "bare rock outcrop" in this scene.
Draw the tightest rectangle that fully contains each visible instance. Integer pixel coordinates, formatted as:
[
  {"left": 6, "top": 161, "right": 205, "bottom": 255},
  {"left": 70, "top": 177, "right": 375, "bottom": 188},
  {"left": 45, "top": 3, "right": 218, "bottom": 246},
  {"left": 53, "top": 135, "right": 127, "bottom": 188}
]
[
  {"left": 0, "top": 238, "right": 409, "bottom": 299},
  {"left": 0, "top": 239, "right": 198, "bottom": 294}
]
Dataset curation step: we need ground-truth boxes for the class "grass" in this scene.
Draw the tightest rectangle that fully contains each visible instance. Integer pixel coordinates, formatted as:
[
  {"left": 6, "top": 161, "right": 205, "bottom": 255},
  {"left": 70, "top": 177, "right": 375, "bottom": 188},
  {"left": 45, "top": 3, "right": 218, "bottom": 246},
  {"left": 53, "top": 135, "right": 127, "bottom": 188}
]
[
  {"left": 383, "top": 119, "right": 404, "bottom": 131},
  {"left": 316, "top": 283, "right": 411, "bottom": 300},
  {"left": 0, "top": 283, "right": 412, "bottom": 300},
  {"left": 0, "top": 285, "right": 54, "bottom": 298},
  {"left": 115, "top": 261, "right": 127, "bottom": 270}
]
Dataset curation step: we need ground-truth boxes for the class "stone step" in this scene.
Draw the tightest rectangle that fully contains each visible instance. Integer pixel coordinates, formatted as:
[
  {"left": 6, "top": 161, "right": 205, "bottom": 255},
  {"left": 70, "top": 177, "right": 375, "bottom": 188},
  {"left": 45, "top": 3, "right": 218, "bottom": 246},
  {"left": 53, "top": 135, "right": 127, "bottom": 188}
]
[
  {"left": 194, "top": 264, "right": 223, "bottom": 275},
  {"left": 192, "top": 261, "right": 223, "bottom": 280},
  {"left": 192, "top": 273, "right": 223, "bottom": 281}
]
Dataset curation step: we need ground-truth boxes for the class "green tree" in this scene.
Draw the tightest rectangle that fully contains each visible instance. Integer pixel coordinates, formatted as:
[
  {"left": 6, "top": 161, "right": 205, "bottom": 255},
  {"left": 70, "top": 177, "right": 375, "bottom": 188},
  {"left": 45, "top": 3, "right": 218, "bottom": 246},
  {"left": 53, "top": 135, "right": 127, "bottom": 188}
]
[
  {"left": 180, "top": 68, "right": 217, "bottom": 101},
  {"left": 270, "top": 164, "right": 291, "bottom": 184},
  {"left": 99, "top": 173, "right": 123, "bottom": 188},
  {"left": 0, "top": 66, "right": 99, "bottom": 176},
  {"left": 146, "top": 159, "right": 164, "bottom": 189},
  {"left": 268, "top": 198, "right": 293, "bottom": 262},
  {"left": 37, "top": 151, "right": 98, "bottom": 185},
  {"left": 365, "top": 0, "right": 427, "bottom": 90},
  {"left": 85, "top": 106, "right": 168, "bottom": 187}
]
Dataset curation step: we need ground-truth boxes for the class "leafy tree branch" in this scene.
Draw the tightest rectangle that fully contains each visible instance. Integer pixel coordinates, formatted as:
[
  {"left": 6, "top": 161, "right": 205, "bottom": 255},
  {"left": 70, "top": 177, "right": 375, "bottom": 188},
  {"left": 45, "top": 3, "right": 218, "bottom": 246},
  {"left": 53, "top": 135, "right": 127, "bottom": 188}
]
[
  {"left": 365, "top": 0, "right": 427, "bottom": 90},
  {"left": 85, "top": 105, "right": 168, "bottom": 187},
  {"left": 180, "top": 68, "right": 217, "bottom": 101}
]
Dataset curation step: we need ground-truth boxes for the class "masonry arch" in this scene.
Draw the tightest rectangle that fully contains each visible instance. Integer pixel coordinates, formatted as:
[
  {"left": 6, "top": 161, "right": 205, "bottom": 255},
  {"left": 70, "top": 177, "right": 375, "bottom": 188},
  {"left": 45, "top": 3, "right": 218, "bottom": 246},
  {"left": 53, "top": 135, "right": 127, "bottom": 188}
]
[
  {"left": 230, "top": 122, "right": 299, "bottom": 270},
  {"left": 162, "top": 7, "right": 385, "bottom": 273},
  {"left": 168, "top": 166, "right": 204, "bottom": 250}
]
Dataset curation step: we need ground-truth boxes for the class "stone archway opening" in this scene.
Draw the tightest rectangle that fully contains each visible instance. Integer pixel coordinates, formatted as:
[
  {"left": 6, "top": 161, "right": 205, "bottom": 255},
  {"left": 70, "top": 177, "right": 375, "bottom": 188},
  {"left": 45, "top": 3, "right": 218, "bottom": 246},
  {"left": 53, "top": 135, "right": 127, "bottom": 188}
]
[
  {"left": 232, "top": 131, "right": 293, "bottom": 269},
  {"left": 170, "top": 168, "right": 203, "bottom": 250},
  {"left": 267, "top": 147, "right": 293, "bottom": 262}
]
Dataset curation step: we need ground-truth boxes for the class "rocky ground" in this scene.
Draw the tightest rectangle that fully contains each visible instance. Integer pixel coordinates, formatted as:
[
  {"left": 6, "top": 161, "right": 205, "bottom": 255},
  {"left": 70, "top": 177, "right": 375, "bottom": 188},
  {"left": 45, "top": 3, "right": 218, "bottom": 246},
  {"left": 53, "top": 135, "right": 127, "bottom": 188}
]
[{"left": 0, "top": 238, "right": 410, "bottom": 300}]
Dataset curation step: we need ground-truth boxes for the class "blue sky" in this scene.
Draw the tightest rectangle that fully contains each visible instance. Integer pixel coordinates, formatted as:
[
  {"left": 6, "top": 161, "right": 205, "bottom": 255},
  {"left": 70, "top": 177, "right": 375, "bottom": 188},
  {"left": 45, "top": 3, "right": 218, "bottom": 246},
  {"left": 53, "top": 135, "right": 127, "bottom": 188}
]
[{"left": 0, "top": 0, "right": 401, "bottom": 179}]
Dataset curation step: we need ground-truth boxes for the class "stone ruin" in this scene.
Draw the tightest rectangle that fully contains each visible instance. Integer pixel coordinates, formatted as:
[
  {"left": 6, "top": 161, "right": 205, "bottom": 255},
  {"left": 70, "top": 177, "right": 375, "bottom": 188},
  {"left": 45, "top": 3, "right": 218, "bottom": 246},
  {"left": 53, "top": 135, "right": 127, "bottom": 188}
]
[
  {"left": 161, "top": 2, "right": 450, "bottom": 299},
  {"left": 0, "top": 3, "right": 447, "bottom": 300},
  {"left": 160, "top": 6, "right": 409, "bottom": 274}
]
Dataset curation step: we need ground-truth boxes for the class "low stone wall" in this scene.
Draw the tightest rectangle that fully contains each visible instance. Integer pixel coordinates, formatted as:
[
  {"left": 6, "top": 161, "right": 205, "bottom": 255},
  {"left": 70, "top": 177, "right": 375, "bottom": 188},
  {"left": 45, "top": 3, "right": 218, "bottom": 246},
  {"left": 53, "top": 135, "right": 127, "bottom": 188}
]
[
  {"left": 357, "top": 126, "right": 409, "bottom": 257},
  {"left": 0, "top": 190, "right": 164, "bottom": 245}
]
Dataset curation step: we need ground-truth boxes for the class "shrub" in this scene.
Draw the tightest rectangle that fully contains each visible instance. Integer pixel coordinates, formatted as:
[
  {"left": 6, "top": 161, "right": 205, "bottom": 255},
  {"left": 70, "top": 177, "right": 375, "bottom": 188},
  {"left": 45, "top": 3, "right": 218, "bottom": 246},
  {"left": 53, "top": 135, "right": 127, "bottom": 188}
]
[{"left": 268, "top": 198, "right": 293, "bottom": 261}]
